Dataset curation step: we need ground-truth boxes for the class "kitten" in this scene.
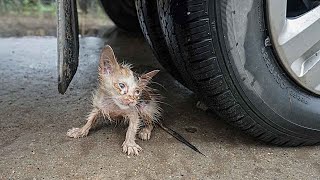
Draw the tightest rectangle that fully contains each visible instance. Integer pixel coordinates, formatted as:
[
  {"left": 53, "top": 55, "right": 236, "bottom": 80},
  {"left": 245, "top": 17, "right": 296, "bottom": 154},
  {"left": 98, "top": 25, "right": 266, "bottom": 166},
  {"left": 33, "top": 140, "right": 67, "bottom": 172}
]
[{"left": 67, "top": 45, "right": 161, "bottom": 156}]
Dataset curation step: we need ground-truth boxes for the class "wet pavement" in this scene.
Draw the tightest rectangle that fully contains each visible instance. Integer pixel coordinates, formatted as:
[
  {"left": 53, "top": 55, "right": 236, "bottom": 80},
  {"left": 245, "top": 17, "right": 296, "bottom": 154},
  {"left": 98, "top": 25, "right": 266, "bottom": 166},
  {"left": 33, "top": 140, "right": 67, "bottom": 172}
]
[{"left": 0, "top": 30, "right": 320, "bottom": 179}]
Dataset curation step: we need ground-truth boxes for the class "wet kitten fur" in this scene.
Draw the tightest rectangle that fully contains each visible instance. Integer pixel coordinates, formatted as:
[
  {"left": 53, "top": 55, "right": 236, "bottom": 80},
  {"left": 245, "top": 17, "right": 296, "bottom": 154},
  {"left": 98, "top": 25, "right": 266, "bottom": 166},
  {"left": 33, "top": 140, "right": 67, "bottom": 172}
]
[{"left": 67, "top": 45, "right": 161, "bottom": 156}]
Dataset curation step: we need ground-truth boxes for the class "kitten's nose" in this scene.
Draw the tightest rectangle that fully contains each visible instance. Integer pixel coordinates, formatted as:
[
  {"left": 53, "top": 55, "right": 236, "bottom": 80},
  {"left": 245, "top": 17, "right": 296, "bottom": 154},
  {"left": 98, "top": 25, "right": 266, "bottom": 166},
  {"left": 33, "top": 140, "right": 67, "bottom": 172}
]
[{"left": 123, "top": 97, "right": 135, "bottom": 105}]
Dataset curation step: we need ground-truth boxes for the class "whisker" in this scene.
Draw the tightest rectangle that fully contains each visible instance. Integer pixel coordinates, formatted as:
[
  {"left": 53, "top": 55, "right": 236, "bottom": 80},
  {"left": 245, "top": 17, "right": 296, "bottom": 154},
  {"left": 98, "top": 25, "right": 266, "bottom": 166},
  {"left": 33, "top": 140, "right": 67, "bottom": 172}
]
[
  {"left": 134, "top": 105, "right": 141, "bottom": 115},
  {"left": 137, "top": 100, "right": 173, "bottom": 107},
  {"left": 101, "top": 97, "right": 114, "bottom": 100},
  {"left": 149, "top": 81, "right": 167, "bottom": 91}
]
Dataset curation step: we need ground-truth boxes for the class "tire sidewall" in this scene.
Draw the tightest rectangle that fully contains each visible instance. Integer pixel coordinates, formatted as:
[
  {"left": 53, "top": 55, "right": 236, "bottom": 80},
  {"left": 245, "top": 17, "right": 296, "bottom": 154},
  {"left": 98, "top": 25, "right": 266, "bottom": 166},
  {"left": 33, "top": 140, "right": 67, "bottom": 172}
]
[
  {"left": 100, "top": 0, "right": 140, "bottom": 32},
  {"left": 214, "top": 0, "right": 320, "bottom": 137}
]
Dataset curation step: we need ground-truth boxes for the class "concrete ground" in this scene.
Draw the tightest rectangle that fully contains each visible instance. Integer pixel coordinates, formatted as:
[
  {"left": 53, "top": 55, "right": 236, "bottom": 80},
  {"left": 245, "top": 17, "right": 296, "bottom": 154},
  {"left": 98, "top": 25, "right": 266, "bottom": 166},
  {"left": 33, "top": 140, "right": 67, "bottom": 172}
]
[{"left": 0, "top": 30, "right": 319, "bottom": 179}]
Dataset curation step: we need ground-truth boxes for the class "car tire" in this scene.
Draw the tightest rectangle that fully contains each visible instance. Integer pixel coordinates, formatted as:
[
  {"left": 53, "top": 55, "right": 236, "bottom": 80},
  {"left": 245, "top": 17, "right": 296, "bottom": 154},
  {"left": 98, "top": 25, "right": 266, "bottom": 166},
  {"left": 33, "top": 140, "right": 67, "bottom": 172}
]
[
  {"left": 135, "top": 0, "right": 184, "bottom": 83},
  {"left": 157, "top": 0, "right": 320, "bottom": 146},
  {"left": 100, "top": 0, "right": 140, "bottom": 32}
]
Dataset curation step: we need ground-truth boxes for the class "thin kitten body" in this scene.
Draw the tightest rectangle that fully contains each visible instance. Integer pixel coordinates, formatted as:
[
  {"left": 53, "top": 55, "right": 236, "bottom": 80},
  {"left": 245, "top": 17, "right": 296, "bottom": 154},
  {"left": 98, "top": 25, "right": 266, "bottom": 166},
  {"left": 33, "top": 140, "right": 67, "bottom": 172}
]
[{"left": 67, "top": 45, "right": 161, "bottom": 156}]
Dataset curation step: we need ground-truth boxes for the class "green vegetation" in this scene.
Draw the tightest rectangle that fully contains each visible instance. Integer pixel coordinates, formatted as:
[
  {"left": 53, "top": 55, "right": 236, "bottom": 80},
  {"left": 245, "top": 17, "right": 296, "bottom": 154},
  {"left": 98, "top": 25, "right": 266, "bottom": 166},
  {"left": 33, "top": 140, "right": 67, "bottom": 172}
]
[
  {"left": 0, "top": 0, "right": 56, "bottom": 15},
  {"left": 0, "top": 0, "right": 105, "bottom": 17}
]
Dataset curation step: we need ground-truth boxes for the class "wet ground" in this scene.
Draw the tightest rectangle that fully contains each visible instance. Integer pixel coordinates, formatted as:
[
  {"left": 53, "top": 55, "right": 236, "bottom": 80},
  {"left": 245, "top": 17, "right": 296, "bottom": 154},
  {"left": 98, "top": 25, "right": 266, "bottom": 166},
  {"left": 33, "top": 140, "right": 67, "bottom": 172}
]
[{"left": 0, "top": 30, "right": 320, "bottom": 179}]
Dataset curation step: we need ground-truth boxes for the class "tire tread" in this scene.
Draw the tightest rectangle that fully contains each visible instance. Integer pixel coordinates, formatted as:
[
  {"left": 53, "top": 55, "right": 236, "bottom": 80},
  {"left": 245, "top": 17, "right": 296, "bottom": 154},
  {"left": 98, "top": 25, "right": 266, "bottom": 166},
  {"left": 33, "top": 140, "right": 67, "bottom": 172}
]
[
  {"left": 156, "top": 0, "right": 319, "bottom": 146},
  {"left": 135, "top": 0, "right": 184, "bottom": 83}
]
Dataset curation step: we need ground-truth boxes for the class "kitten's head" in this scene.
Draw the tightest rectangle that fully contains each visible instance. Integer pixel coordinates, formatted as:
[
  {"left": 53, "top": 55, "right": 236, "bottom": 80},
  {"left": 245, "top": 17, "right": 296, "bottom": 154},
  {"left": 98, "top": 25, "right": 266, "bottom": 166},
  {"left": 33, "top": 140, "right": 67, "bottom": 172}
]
[{"left": 98, "top": 45, "right": 159, "bottom": 109}]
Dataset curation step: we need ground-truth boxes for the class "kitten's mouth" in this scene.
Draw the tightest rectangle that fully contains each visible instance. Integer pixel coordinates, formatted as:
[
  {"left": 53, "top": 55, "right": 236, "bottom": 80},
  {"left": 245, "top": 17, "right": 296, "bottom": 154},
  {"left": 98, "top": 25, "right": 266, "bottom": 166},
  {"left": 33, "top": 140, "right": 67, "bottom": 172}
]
[
  {"left": 113, "top": 97, "right": 137, "bottom": 108},
  {"left": 119, "top": 99, "right": 137, "bottom": 107},
  {"left": 122, "top": 102, "right": 137, "bottom": 107}
]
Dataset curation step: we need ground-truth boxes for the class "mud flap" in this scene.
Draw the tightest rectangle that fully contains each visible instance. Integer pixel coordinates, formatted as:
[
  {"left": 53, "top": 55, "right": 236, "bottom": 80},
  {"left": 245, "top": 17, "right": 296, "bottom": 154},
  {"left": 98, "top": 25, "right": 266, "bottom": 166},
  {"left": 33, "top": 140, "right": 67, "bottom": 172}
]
[{"left": 57, "top": 0, "right": 79, "bottom": 94}]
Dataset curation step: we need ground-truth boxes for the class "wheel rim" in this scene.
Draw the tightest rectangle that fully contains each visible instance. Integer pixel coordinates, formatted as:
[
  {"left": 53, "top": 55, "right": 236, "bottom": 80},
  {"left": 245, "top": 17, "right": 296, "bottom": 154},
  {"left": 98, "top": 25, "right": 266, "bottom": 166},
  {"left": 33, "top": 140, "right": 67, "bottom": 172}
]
[{"left": 266, "top": 0, "right": 320, "bottom": 95}]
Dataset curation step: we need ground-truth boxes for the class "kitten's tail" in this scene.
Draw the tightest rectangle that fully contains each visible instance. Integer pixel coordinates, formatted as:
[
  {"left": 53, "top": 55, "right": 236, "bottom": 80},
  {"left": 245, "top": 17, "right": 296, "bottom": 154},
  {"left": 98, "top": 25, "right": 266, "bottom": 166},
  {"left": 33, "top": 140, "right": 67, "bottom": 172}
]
[{"left": 157, "top": 123, "right": 206, "bottom": 156}]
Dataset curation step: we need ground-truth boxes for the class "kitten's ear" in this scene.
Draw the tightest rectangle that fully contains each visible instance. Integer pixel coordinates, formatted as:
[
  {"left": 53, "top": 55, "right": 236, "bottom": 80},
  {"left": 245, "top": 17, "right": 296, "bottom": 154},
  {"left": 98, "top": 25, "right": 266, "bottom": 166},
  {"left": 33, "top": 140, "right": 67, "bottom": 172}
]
[
  {"left": 99, "top": 45, "right": 120, "bottom": 75},
  {"left": 139, "top": 70, "right": 160, "bottom": 86}
]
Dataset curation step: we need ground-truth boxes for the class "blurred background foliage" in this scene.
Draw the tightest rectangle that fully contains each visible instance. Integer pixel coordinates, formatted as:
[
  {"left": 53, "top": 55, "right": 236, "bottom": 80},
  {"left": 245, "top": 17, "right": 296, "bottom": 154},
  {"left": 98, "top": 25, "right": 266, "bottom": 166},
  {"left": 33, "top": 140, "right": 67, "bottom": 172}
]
[
  {"left": 0, "top": 0, "right": 105, "bottom": 17},
  {"left": 0, "top": 0, "right": 57, "bottom": 15},
  {"left": 0, "top": 0, "right": 112, "bottom": 37}
]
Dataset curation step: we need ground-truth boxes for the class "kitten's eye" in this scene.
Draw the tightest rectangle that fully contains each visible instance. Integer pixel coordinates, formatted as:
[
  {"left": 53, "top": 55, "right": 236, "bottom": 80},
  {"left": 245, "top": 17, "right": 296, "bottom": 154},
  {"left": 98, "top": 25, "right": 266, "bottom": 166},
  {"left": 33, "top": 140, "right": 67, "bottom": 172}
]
[
  {"left": 118, "top": 83, "right": 125, "bottom": 89},
  {"left": 135, "top": 90, "right": 140, "bottom": 96}
]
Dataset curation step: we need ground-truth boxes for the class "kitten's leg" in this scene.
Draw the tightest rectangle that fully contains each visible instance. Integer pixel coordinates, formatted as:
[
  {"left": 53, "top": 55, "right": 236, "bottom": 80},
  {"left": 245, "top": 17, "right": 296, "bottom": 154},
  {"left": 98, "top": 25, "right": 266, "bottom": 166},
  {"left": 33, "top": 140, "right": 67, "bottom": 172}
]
[
  {"left": 67, "top": 108, "right": 99, "bottom": 138},
  {"left": 138, "top": 102, "right": 159, "bottom": 140},
  {"left": 139, "top": 123, "right": 154, "bottom": 141},
  {"left": 122, "top": 112, "right": 142, "bottom": 155}
]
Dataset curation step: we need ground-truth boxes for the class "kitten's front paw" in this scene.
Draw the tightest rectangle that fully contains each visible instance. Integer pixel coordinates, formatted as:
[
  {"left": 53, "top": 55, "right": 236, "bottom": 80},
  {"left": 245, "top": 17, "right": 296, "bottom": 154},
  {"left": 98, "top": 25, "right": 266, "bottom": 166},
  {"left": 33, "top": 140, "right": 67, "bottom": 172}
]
[
  {"left": 138, "top": 128, "right": 152, "bottom": 140},
  {"left": 122, "top": 141, "right": 142, "bottom": 156},
  {"left": 66, "top": 127, "right": 89, "bottom": 138}
]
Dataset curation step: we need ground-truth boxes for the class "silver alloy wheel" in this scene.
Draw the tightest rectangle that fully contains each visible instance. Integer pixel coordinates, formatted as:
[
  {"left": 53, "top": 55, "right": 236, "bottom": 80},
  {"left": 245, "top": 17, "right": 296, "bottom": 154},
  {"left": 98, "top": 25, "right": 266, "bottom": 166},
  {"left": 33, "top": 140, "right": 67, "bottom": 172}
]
[{"left": 266, "top": 0, "right": 320, "bottom": 95}]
